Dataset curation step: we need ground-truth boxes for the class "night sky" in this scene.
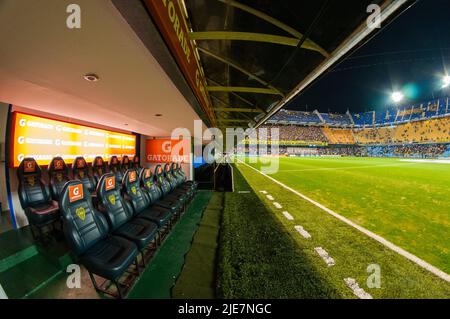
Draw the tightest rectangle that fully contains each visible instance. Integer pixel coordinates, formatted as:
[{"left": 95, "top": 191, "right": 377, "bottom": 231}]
[{"left": 286, "top": 0, "right": 450, "bottom": 114}]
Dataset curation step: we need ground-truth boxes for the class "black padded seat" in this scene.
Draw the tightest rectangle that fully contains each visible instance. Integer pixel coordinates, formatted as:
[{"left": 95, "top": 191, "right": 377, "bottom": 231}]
[
  {"left": 162, "top": 164, "right": 188, "bottom": 205},
  {"left": 121, "top": 155, "right": 131, "bottom": 174},
  {"left": 72, "top": 157, "right": 96, "bottom": 193},
  {"left": 17, "top": 158, "right": 60, "bottom": 228},
  {"left": 109, "top": 156, "right": 123, "bottom": 184},
  {"left": 48, "top": 157, "right": 71, "bottom": 201},
  {"left": 92, "top": 156, "right": 108, "bottom": 184},
  {"left": 59, "top": 180, "right": 139, "bottom": 295},
  {"left": 96, "top": 173, "right": 158, "bottom": 251},
  {"left": 174, "top": 162, "right": 198, "bottom": 192},
  {"left": 140, "top": 167, "right": 181, "bottom": 215},
  {"left": 169, "top": 163, "right": 194, "bottom": 199},
  {"left": 123, "top": 169, "right": 171, "bottom": 227}
]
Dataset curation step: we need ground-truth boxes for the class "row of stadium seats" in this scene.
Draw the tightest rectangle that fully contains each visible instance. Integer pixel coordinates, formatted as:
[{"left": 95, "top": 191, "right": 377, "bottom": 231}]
[
  {"left": 17, "top": 156, "right": 197, "bottom": 298},
  {"left": 268, "top": 97, "right": 450, "bottom": 127}
]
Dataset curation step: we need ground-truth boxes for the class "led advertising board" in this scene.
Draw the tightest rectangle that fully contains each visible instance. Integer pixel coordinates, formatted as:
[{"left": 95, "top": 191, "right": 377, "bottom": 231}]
[{"left": 11, "top": 112, "right": 136, "bottom": 167}]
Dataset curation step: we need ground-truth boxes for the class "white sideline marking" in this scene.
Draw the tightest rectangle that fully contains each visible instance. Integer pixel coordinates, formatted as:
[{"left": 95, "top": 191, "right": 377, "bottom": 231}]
[
  {"left": 266, "top": 195, "right": 274, "bottom": 201},
  {"left": 238, "top": 191, "right": 250, "bottom": 194},
  {"left": 237, "top": 159, "right": 450, "bottom": 283},
  {"left": 282, "top": 211, "right": 294, "bottom": 221},
  {"left": 344, "top": 278, "right": 373, "bottom": 299},
  {"left": 273, "top": 202, "right": 282, "bottom": 209},
  {"left": 295, "top": 225, "right": 311, "bottom": 239},
  {"left": 314, "top": 247, "right": 335, "bottom": 266},
  {"left": 0, "top": 283, "right": 7, "bottom": 299},
  {"left": 400, "top": 159, "right": 450, "bottom": 164},
  {"left": 259, "top": 190, "right": 267, "bottom": 194},
  {"left": 278, "top": 162, "right": 415, "bottom": 173}
]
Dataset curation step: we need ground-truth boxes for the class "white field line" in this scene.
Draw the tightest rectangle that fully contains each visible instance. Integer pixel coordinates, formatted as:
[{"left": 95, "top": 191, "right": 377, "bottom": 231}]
[
  {"left": 400, "top": 159, "right": 450, "bottom": 164},
  {"left": 0, "top": 283, "right": 7, "bottom": 299},
  {"left": 282, "top": 211, "right": 294, "bottom": 221},
  {"left": 314, "top": 247, "right": 335, "bottom": 266},
  {"left": 259, "top": 190, "right": 267, "bottom": 194},
  {"left": 266, "top": 195, "right": 274, "bottom": 201},
  {"left": 237, "top": 159, "right": 450, "bottom": 283},
  {"left": 278, "top": 162, "right": 415, "bottom": 173},
  {"left": 238, "top": 191, "right": 250, "bottom": 194},
  {"left": 273, "top": 202, "right": 282, "bottom": 209},
  {"left": 295, "top": 225, "right": 311, "bottom": 239},
  {"left": 344, "top": 278, "right": 373, "bottom": 299}
]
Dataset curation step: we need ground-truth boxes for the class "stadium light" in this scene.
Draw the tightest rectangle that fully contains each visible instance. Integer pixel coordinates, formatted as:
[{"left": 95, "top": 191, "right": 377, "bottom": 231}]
[
  {"left": 442, "top": 75, "right": 450, "bottom": 88},
  {"left": 391, "top": 91, "right": 404, "bottom": 103}
]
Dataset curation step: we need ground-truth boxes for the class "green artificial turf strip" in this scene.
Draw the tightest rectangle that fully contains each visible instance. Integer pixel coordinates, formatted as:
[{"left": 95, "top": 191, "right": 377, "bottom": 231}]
[
  {"left": 127, "top": 191, "right": 212, "bottom": 299},
  {"left": 172, "top": 192, "right": 223, "bottom": 299},
  {"left": 233, "top": 161, "right": 450, "bottom": 298},
  {"left": 243, "top": 156, "right": 450, "bottom": 273},
  {"left": 217, "top": 167, "right": 343, "bottom": 299}
]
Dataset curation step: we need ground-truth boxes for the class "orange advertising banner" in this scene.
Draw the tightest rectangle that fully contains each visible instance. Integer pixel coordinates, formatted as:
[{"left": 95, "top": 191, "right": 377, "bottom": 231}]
[
  {"left": 146, "top": 139, "right": 191, "bottom": 163},
  {"left": 143, "top": 0, "right": 214, "bottom": 125},
  {"left": 11, "top": 112, "right": 136, "bottom": 167}
]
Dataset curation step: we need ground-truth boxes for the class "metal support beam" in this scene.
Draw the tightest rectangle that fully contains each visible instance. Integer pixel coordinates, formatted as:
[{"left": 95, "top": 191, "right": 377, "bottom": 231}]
[
  {"left": 190, "top": 32, "right": 323, "bottom": 54},
  {"left": 218, "top": 119, "right": 249, "bottom": 123},
  {"left": 217, "top": 0, "right": 329, "bottom": 57},
  {"left": 215, "top": 107, "right": 261, "bottom": 113},
  {"left": 207, "top": 86, "right": 281, "bottom": 95},
  {"left": 197, "top": 47, "right": 284, "bottom": 96},
  {"left": 207, "top": 78, "right": 267, "bottom": 113}
]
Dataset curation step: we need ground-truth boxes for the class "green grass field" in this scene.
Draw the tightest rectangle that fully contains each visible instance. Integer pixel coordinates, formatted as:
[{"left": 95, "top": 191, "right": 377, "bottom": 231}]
[{"left": 223, "top": 157, "right": 450, "bottom": 298}]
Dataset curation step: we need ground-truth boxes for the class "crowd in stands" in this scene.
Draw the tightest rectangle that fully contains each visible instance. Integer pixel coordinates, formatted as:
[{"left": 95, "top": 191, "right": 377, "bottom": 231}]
[
  {"left": 367, "top": 144, "right": 449, "bottom": 158},
  {"left": 322, "top": 128, "right": 355, "bottom": 144},
  {"left": 260, "top": 124, "right": 327, "bottom": 143},
  {"left": 269, "top": 97, "right": 449, "bottom": 127}
]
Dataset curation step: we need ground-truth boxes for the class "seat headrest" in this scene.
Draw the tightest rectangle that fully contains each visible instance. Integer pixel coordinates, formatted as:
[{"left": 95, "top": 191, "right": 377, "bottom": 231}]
[
  {"left": 163, "top": 163, "right": 171, "bottom": 175},
  {"left": 93, "top": 156, "right": 105, "bottom": 168},
  {"left": 48, "top": 157, "right": 69, "bottom": 176},
  {"left": 133, "top": 156, "right": 140, "bottom": 165},
  {"left": 109, "top": 155, "right": 119, "bottom": 167},
  {"left": 17, "top": 158, "right": 41, "bottom": 178},
  {"left": 140, "top": 168, "right": 154, "bottom": 189},
  {"left": 121, "top": 155, "right": 130, "bottom": 167},
  {"left": 73, "top": 157, "right": 88, "bottom": 171},
  {"left": 96, "top": 173, "right": 119, "bottom": 196},
  {"left": 154, "top": 164, "right": 163, "bottom": 177},
  {"left": 60, "top": 180, "right": 89, "bottom": 218},
  {"left": 170, "top": 162, "right": 177, "bottom": 172},
  {"left": 123, "top": 169, "right": 141, "bottom": 196}
]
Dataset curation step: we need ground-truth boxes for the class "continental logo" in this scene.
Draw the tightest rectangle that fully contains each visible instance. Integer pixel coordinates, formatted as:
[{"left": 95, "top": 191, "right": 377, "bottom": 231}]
[
  {"left": 129, "top": 171, "right": 137, "bottom": 183},
  {"left": 146, "top": 181, "right": 151, "bottom": 188},
  {"left": 105, "top": 176, "right": 115, "bottom": 191},
  {"left": 69, "top": 184, "right": 84, "bottom": 202},
  {"left": 75, "top": 207, "right": 86, "bottom": 221},
  {"left": 131, "top": 186, "right": 137, "bottom": 195},
  {"left": 108, "top": 194, "right": 116, "bottom": 206}
]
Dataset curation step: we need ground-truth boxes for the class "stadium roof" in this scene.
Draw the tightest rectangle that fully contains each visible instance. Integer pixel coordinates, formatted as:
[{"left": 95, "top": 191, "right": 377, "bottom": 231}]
[
  {"left": 113, "top": 0, "right": 415, "bottom": 129},
  {"left": 183, "top": 0, "right": 415, "bottom": 128}
]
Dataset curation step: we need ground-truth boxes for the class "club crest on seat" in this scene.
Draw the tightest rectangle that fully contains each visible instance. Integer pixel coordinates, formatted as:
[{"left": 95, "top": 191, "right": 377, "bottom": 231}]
[
  {"left": 75, "top": 207, "right": 86, "bottom": 221},
  {"left": 108, "top": 194, "right": 116, "bottom": 205}
]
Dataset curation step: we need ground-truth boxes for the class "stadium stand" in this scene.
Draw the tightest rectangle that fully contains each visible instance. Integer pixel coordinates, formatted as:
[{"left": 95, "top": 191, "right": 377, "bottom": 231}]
[
  {"left": 322, "top": 128, "right": 355, "bottom": 144},
  {"left": 259, "top": 97, "right": 450, "bottom": 158}
]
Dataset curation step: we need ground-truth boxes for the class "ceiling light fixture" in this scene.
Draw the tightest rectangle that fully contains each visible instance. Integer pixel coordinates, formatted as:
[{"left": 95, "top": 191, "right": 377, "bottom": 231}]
[{"left": 83, "top": 73, "right": 100, "bottom": 82}]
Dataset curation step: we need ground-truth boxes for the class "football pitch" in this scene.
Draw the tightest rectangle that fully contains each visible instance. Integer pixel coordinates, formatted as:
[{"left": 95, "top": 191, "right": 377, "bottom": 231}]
[{"left": 229, "top": 156, "right": 450, "bottom": 298}]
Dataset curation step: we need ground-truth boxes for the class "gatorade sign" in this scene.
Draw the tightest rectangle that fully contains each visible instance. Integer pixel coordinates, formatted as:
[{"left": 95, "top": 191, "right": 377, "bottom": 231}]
[
  {"left": 23, "top": 160, "right": 36, "bottom": 173},
  {"left": 105, "top": 176, "right": 115, "bottom": 191},
  {"left": 146, "top": 139, "right": 190, "bottom": 163},
  {"left": 69, "top": 184, "right": 84, "bottom": 202}
]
